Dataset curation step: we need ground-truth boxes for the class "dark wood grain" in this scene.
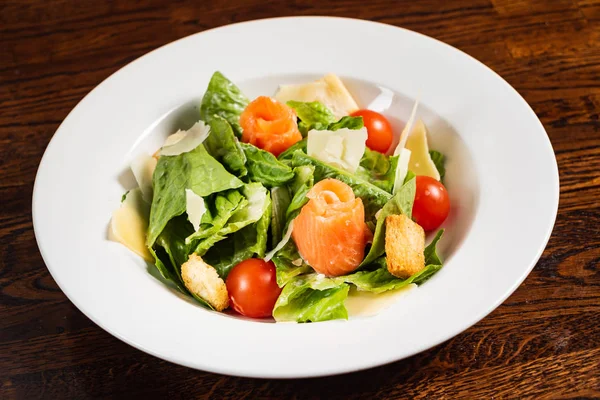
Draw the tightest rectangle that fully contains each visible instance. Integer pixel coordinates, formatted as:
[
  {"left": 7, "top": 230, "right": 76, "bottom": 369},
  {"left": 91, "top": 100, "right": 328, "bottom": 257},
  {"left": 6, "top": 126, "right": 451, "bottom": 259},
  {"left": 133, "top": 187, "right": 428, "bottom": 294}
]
[{"left": 1, "top": 0, "right": 599, "bottom": 398}]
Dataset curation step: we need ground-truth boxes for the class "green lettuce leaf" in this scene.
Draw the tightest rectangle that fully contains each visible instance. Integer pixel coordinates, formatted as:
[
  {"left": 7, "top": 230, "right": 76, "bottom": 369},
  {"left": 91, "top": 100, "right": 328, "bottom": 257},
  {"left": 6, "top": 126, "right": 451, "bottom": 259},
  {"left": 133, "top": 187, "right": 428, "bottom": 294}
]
[
  {"left": 149, "top": 247, "right": 187, "bottom": 293},
  {"left": 360, "top": 176, "right": 416, "bottom": 266},
  {"left": 424, "top": 229, "right": 444, "bottom": 266},
  {"left": 356, "top": 149, "right": 398, "bottom": 193},
  {"left": 202, "top": 191, "right": 272, "bottom": 278},
  {"left": 240, "top": 143, "right": 295, "bottom": 187},
  {"left": 272, "top": 274, "right": 350, "bottom": 322},
  {"left": 199, "top": 71, "right": 249, "bottom": 137},
  {"left": 429, "top": 150, "right": 446, "bottom": 180},
  {"left": 191, "top": 183, "right": 269, "bottom": 255},
  {"left": 249, "top": 192, "right": 272, "bottom": 258},
  {"left": 327, "top": 116, "right": 363, "bottom": 131},
  {"left": 156, "top": 216, "right": 194, "bottom": 272},
  {"left": 221, "top": 182, "right": 270, "bottom": 234},
  {"left": 151, "top": 217, "right": 213, "bottom": 310},
  {"left": 185, "top": 190, "right": 246, "bottom": 244},
  {"left": 286, "top": 165, "right": 315, "bottom": 221},
  {"left": 286, "top": 101, "right": 363, "bottom": 135},
  {"left": 270, "top": 186, "right": 291, "bottom": 247},
  {"left": 204, "top": 116, "right": 247, "bottom": 177},
  {"left": 147, "top": 145, "right": 244, "bottom": 247},
  {"left": 291, "top": 152, "right": 392, "bottom": 221},
  {"left": 278, "top": 138, "right": 307, "bottom": 165},
  {"left": 192, "top": 233, "right": 227, "bottom": 256},
  {"left": 272, "top": 239, "right": 312, "bottom": 287},
  {"left": 342, "top": 263, "right": 441, "bottom": 294},
  {"left": 287, "top": 100, "right": 336, "bottom": 135},
  {"left": 404, "top": 170, "right": 416, "bottom": 185}
]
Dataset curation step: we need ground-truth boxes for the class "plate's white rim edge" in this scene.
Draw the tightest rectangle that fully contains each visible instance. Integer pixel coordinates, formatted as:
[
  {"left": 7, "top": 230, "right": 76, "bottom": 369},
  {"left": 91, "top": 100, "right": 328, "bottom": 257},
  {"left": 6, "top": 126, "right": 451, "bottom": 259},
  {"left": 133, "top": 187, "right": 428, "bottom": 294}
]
[{"left": 31, "top": 16, "right": 560, "bottom": 379}]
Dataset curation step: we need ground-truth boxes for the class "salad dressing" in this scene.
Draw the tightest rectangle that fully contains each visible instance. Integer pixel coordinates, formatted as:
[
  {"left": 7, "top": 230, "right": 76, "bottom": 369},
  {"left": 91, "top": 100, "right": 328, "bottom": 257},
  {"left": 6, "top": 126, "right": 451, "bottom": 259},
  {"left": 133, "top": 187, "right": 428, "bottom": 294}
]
[{"left": 345, "top": 284, "right": 415, "bottom": 318}]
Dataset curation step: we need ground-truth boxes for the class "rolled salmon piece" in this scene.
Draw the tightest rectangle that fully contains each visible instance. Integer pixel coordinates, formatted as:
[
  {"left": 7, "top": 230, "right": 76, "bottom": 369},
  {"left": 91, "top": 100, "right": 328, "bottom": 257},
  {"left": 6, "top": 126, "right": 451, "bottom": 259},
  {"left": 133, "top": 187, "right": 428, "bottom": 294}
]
[
  {"left": 292, "top": 178, "right": 370, "bottom": 276},
  {"left": 239, "top": 96, "right": 302, "bottom": 156}
]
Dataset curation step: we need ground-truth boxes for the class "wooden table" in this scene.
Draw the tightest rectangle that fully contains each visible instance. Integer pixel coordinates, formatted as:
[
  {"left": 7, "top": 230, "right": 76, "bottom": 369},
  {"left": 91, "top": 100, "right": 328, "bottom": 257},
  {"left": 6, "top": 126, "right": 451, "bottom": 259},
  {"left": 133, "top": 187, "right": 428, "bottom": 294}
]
[{"left": 1, "top": 0, "right": 599, "bottom": 398}]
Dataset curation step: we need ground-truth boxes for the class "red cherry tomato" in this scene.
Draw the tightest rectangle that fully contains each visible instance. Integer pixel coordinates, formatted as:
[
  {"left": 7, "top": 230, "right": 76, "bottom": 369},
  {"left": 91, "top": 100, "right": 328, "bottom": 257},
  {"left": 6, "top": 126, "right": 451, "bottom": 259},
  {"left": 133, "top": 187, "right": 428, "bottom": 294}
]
[
  {"left": 225, "top": 258, "right": 281, "bottom": 318},
  {"left": 412, "top": 176, "right": 450, "bottom": 231},
  {"left": 350, "top": 109, "right": 394, "bottom": 153}
]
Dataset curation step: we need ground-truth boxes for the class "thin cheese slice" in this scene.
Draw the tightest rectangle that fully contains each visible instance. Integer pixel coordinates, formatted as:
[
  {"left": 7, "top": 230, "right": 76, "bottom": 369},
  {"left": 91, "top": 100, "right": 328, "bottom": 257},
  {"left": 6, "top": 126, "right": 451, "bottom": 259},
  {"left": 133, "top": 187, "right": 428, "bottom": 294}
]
[
  {"left": 394, "top": 99, "right": 420, "bottom": 155},
  {"left": 393, "top": 148, "right": 412, "bottom": 194},
  {"left": 159, "top": 121, "right": 210, "bottom": 156},
  {"left": 405, "top": 120, "right": 440, "bottom": 180},
  {"left": 163, "top": 131, "right": 186, "bottom": 147},
  {"left": 109, "top": 188, "right": 153, "bottom": 262},
  {"left": 185, "top": 189, "right": 206, "bottom": 232},
  {"left": 307, "top": 127, "right": 368, "bottom": 173},
  {"left": 130, "top": 154, "right": 157, "bottom": 203},
  {"left": 275, "top": 73, "right": 359, "bottom": 119}
]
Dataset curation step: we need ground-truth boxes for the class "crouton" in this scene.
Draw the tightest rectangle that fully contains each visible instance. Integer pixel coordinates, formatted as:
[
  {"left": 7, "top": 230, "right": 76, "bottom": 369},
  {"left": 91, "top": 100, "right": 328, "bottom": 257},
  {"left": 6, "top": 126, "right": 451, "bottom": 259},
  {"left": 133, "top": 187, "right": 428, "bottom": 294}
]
[
  {"left": 385, "top": 214, "right": 425, "bottom": 279},
  {"left": 181, "top": 254, "right": 229, "bottom": 311}
]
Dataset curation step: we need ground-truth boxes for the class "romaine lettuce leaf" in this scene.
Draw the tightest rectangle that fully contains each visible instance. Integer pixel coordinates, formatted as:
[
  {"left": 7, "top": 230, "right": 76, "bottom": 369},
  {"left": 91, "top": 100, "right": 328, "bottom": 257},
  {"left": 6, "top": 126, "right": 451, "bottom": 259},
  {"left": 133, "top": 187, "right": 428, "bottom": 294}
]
[
  {"left": 327, "top": 115, "right": 363, "bottom": 131},
  {"left": 204, "top": 116, "right": 247, "bottom": 177},
  {"left": 287, "top": 100, "right": 336, "bottom": 135},
  {"left": 202, "top": 228, "right": 254, "bottom": 279},
  {"left": 190, "top": 183, "right": 269, "bottom": 255},
  {"left": 404, "top": 170, "right": 416, "bottom": 185},
  {"left": 193, "top": 233, "right": 227, "bottom": 256},
  {"left": 285, "top": 165, "right": 315, "bottom": 221},
  {"left": 199, "top": 71, "right": 249, "bottom": 137},
  {"left": 342, "top": 263, "right": 440, "bottom": 294},
  {"left": 248, "top": 193, "right": 272, "bottom": 258},
  {"left": 221, "top": 182, "right": 270, "bottom": 235},
  {"left": 424, "top": 229, "right": 444, "bottom": 266},
  {"left": 270, "top": 186, "right": 291, "bottom": 246},
  {"left": 185, "top": 190, "right": 246, "bottom": 244},
  {"left": 291, "top": 152, "right": 392, "bottom": 221},
  {"left": 272, "top": 239, "right": 312, "bottom": 287},
  {"left": 149, "top": 247, "right": 187, "bottom": 293},
  {"left": 272, "top": 273, "right": 350, "bottom": 322},
  {"left": 156, "top": 216, "right": 195, "bottom": 271},
  {"left": 278, "top": 138, "right": 307, "bottom": 164},
  {"left": 287, "top": 100, "right": 363, "bottom": 135},
  {"left": 240, "top": 143, "right": 295, "bottom": 187},
  {"left": 147, "top": 145, "right": 244, "bottom": 247},
  {"left": 360, "top": 176, "right": 416, "bottom": 266},
  {"left": 152, "top": 216, "right": 215, "bottom": 308},
  {"left": 429, "top": 150, "right": 446, "bottom": 180},
  {"left": 356, "top": 148, "right": 399, "bottom": 193},
  {"left": 202, "top": 191, "right": 272, "bottom": 278}
]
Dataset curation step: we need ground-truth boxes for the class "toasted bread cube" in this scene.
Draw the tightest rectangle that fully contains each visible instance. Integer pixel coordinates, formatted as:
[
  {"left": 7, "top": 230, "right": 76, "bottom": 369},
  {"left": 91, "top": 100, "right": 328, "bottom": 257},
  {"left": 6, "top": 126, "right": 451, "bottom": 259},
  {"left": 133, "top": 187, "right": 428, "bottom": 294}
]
[
  {"left": 385, "top": 214, "right": 425, "bottom": 279},
  {"left": 181, "top": 254, "right": 229, "bottom": 311}
]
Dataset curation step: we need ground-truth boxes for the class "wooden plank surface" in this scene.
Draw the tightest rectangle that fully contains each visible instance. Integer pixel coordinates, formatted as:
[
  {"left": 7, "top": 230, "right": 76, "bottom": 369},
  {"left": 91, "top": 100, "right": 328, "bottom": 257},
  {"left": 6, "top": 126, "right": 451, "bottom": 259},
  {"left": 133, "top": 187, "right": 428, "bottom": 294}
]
[{"left": 1, "top": 0, "right": 599, "bottom": 398}]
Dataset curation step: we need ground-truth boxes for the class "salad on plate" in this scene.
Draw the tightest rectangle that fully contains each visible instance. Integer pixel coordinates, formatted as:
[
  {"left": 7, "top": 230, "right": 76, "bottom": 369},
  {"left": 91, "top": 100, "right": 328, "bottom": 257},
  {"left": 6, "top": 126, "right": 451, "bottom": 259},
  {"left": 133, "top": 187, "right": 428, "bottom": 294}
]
[{"left": 110, "top": 72, "right": 450, "bottom": 323}]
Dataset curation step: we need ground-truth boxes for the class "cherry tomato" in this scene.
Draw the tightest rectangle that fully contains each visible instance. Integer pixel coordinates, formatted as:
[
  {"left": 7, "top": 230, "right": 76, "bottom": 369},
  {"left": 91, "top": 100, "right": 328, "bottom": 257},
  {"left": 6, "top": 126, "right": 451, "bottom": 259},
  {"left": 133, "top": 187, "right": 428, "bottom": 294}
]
[
  {"left": 350, "top": 109, "right": 394, "bottom": 153},
  {"left": 412, "top": 176, "right": 450, "bottom": 231},
  {"left": 225, "top": 258, "right": 281, "bottom": 318}
]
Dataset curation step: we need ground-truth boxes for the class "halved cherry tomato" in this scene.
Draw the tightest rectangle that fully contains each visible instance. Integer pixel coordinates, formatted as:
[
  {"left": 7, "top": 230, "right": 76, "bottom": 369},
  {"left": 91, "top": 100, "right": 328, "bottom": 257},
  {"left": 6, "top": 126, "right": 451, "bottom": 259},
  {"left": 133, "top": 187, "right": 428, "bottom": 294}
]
[
  {"left": 412, "top": 176, "right": 450, "bottom": 231},
  {"left": 350, "top": 109, "right": 394, "bottom": 153},
  {"left": 225, "top": 258, "right": 281, "bottom": 318}
]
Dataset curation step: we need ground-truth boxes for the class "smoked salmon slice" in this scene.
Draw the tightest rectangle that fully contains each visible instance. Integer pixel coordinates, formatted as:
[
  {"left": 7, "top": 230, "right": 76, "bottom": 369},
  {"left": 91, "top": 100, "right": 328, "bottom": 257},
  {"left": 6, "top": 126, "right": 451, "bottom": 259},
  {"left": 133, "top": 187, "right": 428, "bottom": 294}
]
[
  {"left": 240, "top": 96, "right": 302, "bottom": 156},
  {"left": 292, "top": 179, "right": 370, "bottom": 277}
]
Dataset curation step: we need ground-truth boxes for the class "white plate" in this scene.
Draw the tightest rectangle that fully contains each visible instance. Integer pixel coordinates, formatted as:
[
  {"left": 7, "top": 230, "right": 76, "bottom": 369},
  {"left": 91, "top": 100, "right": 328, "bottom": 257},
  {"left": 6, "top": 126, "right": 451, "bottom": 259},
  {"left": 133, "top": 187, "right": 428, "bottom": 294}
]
[{"left": 32, "top": 17, "right": 559, "bottom": 378}]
